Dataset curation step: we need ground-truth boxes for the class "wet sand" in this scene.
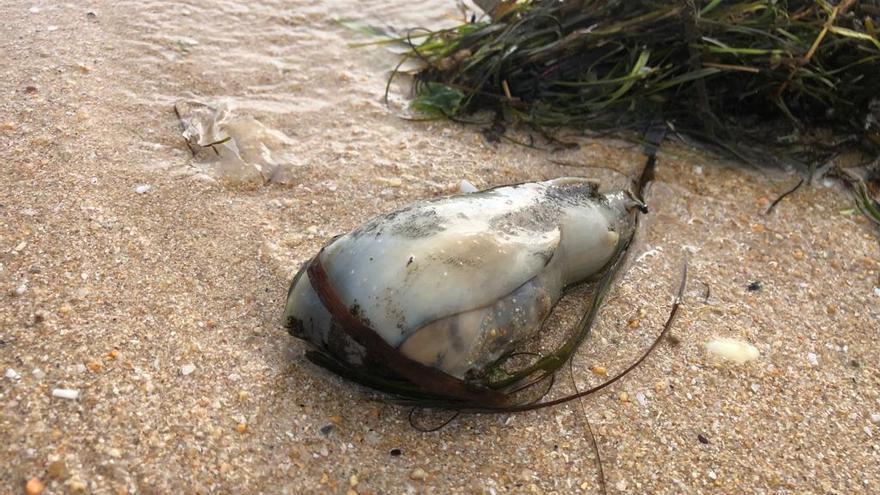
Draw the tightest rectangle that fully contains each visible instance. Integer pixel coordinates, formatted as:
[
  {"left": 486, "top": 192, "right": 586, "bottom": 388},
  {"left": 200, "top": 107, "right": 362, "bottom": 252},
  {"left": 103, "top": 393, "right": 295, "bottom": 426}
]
[{"left": 2, "top": 1, "right": 879, "bottom": 494}]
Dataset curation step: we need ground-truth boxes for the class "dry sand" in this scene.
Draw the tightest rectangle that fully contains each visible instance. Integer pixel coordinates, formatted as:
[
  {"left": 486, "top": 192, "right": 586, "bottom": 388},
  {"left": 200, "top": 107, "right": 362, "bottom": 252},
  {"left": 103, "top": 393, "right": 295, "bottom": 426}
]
[{"left": 2, "top": 1, "right": 879, "bottom": 494}]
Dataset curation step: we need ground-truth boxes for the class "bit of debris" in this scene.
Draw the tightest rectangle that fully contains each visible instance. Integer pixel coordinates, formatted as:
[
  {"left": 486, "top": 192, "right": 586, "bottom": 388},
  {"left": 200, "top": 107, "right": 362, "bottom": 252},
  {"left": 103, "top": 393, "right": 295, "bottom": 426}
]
[
  {"left": 51, "top": 388, "right": 80, "bottom": 400},
  {"left": 706, "top": 338, "right": 759, "bottom": 364}
]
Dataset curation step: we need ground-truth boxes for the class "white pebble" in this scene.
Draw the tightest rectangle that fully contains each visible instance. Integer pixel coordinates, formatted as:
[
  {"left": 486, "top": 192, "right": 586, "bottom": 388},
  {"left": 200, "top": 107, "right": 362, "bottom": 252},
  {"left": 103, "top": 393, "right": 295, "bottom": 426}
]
[
  {"left": 32, "top": 368, "right": 46, "bottom": 380},
  {"left": 13, "top": 284, "right": 27, "bottom": 296},
  {"left": 706, "top": 338, "right": 759, "bottom": 364},
  {"left": 873, "top": 287, "right": 880, "bottom": 297},
  {"left": 635, "top": 391, "right": 648, "bottom": 406},
  {"left": 807, "top": 352, "right": 819, "bottom": 366},
  {"left": 750, "top": 383, "right": 760, "bottom": 393},
  {"left": 180, "top": 364, "right": 196, "bottom": 376},
  {"left": 47, "top": 25, "right": 58, "bottom": 32},
  {"left": 459, "top": 179, "right": 478, "bottom": 194},
  {"left": 707, "top": 470, "right": 717, "bottom": 480},
  {"left": 870, "top": 413, "right": 880, "bottom": 425},
  {"left": 134, "top": 184, "right": 152, "bottom": 194},
  {"left": 52, "top": 388, "right": 80, "bottom": 400},
  {"left": 5, "top": 368, "right": 21, "bottom": 380}
]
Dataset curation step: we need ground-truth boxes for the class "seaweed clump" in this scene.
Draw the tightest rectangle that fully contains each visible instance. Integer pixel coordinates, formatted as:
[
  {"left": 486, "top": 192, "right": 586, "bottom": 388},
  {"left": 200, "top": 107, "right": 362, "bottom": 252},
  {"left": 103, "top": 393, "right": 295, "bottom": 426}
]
[{"left": 391, "top": 0, "right": 880, "bottom": 221}]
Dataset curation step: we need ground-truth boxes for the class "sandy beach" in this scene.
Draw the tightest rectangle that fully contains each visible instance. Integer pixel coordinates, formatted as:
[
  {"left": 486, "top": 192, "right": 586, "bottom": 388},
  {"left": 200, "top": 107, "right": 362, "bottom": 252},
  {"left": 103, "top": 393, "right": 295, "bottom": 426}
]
[{"left": 2, "top": 1, "right": 879, "bottom": 493}]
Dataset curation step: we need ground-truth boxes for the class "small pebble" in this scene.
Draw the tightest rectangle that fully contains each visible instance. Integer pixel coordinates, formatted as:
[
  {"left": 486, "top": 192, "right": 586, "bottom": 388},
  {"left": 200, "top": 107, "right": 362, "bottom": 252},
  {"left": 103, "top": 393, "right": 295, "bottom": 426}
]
[
  {"left": 707, "top": 470, "right": 717, "bottom": 480},
  {"left": 32, "top": 368, "right": 46, "bottom": 380},
  {"left": 180, "top": 364, "right": 196, "bottom": 376},
  {"left": 618, "top": 391, "right": 629, "bottom": 403},
  {"left": 615, "top": 480, "right": 627, "bottom": 491},
  {"left": 5, "top": 368, "right": 21, "bottom": 380},
  {"left": 873, "top": 287, "right": 880, "bottom": 297},
  {"left": 635, "top": 391, "right": 647, "bottom": 406},
  {"left": 654, "top": 380, "right": 668, "bottom": 393},
  {"left": 52, "top": 388, "right": 80, "bottom": 400},
  {"left": 410, "top": 467, "right": 428, "bottom": 481},
  {"left": 590, "top": 366, "right": 607, "bottom": 377},
  {"left": 236, "top": 423, "right": 248, "bottom": 434},
  {"left": 747, "top": 281, "right": 762, "bottom": 291},
  {"left": 349, "top": 474, "right": 359, "bottom": 487},
  {"left": 25, "top": 478, "right": 44, "bottom": 495},
  {"left": 750, "top": 383, "right": 760, "bottom": 393},
  {"left": 47, "top": 461, "right": 68, "bottom": 480},
  {"left": 320, "top": 424, "right": 334, "bottom": 435},
  {"left": 134, "top": 184, "right": 152, "bottom": 194},
  {"left": 870, "top": 413, "right": 880, "bottom": 425},
  {"left": 706, "top": 338, "right": 759, "bottom": 364},
  {"left": 807, "top": 353, "right": 819, "bottom": 366},
  {"left": 698, "top": 434, "right": 710, "bottom": 444}
]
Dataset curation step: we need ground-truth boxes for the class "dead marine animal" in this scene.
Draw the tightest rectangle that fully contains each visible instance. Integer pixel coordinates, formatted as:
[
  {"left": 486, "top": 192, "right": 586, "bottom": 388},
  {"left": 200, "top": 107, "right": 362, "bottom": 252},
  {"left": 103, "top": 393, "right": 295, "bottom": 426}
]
[{"left": 283, "top": 177, "right": 647, "bottom": 409}]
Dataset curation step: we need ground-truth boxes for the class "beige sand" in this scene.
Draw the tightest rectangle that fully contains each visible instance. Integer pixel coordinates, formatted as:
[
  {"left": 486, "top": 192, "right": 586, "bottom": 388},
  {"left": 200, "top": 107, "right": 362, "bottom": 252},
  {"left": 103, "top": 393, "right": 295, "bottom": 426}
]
[{"left": 2, "top": 1, "right": 879, "bottom": 494}]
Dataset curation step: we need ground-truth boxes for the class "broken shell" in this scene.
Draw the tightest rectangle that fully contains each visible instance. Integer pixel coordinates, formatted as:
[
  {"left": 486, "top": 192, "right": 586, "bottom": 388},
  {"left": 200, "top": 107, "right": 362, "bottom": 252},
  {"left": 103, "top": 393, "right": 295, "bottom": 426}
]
[{"left": 284, "top": 178, "right": 639, "bottom": 403}]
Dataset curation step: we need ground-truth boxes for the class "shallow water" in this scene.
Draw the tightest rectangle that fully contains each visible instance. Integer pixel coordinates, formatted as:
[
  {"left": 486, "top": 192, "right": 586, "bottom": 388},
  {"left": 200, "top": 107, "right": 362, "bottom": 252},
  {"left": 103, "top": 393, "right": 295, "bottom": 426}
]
[{"left": 2, "top": 1, "right": 879, "bottom": 494}]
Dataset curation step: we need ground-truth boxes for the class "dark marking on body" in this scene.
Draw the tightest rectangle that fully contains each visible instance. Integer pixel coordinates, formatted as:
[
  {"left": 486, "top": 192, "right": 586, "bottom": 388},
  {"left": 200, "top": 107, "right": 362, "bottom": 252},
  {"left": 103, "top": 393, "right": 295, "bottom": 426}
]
[{"left": 390, "top": 208, "right": 445, "bottom": 238}]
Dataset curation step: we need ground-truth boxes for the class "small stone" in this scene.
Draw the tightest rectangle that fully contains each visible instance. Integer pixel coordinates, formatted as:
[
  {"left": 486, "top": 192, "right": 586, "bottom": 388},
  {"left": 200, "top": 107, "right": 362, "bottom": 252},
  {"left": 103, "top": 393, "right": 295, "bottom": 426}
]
[
  {"left": 320, "top": 424, "right": 334, "bottom": 435},
  {"left": 698, "top": 434, "right": 710, "bottom": 444},
  {"left": 58, "top": 304, "right": 72, "bottom": 315},
  {"left": 627, "top": 318, "right": 640, "bottom": 329},
  {"left": 349, "top": 474, "right": 359, "bottom": 487},
  {"left": 807, "top": 353, "right": 819, "bottom": 366},
  {"left": 107, "top": 448, "right": 121, "bottom": 458},
  {"left": 618, "top": 391, "right": 629, "bottom": 403},
  {"left": 52, "top": 388, "right": 80, "bottom": 400},
  {"left": 236, "top": 423, "right": 248, "bottom": 434},
  {"left": 870, "top": 413, "right": 880, "bottom": 425},
  {"left": 707, "top": 470, "right": 717, "bottom": 480},
  {"left": 635, "top": 391, "right": 647, "bottom": 406},
  {"left": 747, "top": 281, "right": 762, "bottom": 291},
  {"left": 87, "top": 362, "right": 102, "bottom": 373},
  {"left": 410, "top": 467, "right": 428, "bottom": 481},
  {"left": 873, "top": 287, "right": 880, "bottom": 297},
  {"left": 306, "top": 225, "right": 319, "bottom": 235},
  {"left": 706, "top": 338, "right": 759, "bottom": 364},
  {"left": 32, "top": 368, "right": 46, "bottom": 380},
  {"left": 5, "top": 368, "right": 21, "bottom": 380},
  {"left": 654, "top": 380, "right": 668, "bottom": 393},
  {"left": 387, "top": 177, "right": 403, "bottom": 187},
  {"left": 47, "top": 460, "right": 68, "bottom": 480},
  {"left": 615, "top": 480, "right": 627, "bottom": 491},
  {"left": 792, "top": 250, "right": 805, "bottom": 260},
  {"left": 25, "top": 478, "right": 44, "bottom": 495},
  {"left": 134, "top": 184, "right": 152, "bottom": 194},
  {"left": 180, "top": 364, "right": 196, "bottom": 376},
  {"left": 68, "top": 478, "right": 87, "bottom": 493},
  {"left": 750, "top": 383, "right": 760, "bottom": 393},
  {"left": 13, "top": 284, "right": 27, "bottom": 296},
  {"left": 590, "top": 366, "right": 607, "bottom": 377}
]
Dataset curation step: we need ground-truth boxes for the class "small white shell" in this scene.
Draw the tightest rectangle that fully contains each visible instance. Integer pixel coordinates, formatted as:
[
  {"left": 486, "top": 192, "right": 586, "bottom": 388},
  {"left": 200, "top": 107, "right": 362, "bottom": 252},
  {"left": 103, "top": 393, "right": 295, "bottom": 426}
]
[{"left": 706, "top": 338, "right": 759, "bottom": 364}]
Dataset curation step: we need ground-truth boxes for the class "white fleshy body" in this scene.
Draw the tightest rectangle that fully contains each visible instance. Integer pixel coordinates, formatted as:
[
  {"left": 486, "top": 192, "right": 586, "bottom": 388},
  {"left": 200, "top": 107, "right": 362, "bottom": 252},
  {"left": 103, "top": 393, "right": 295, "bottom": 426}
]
[{"left": 284, "top": 178, "right": 635, "bottom": 379}]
